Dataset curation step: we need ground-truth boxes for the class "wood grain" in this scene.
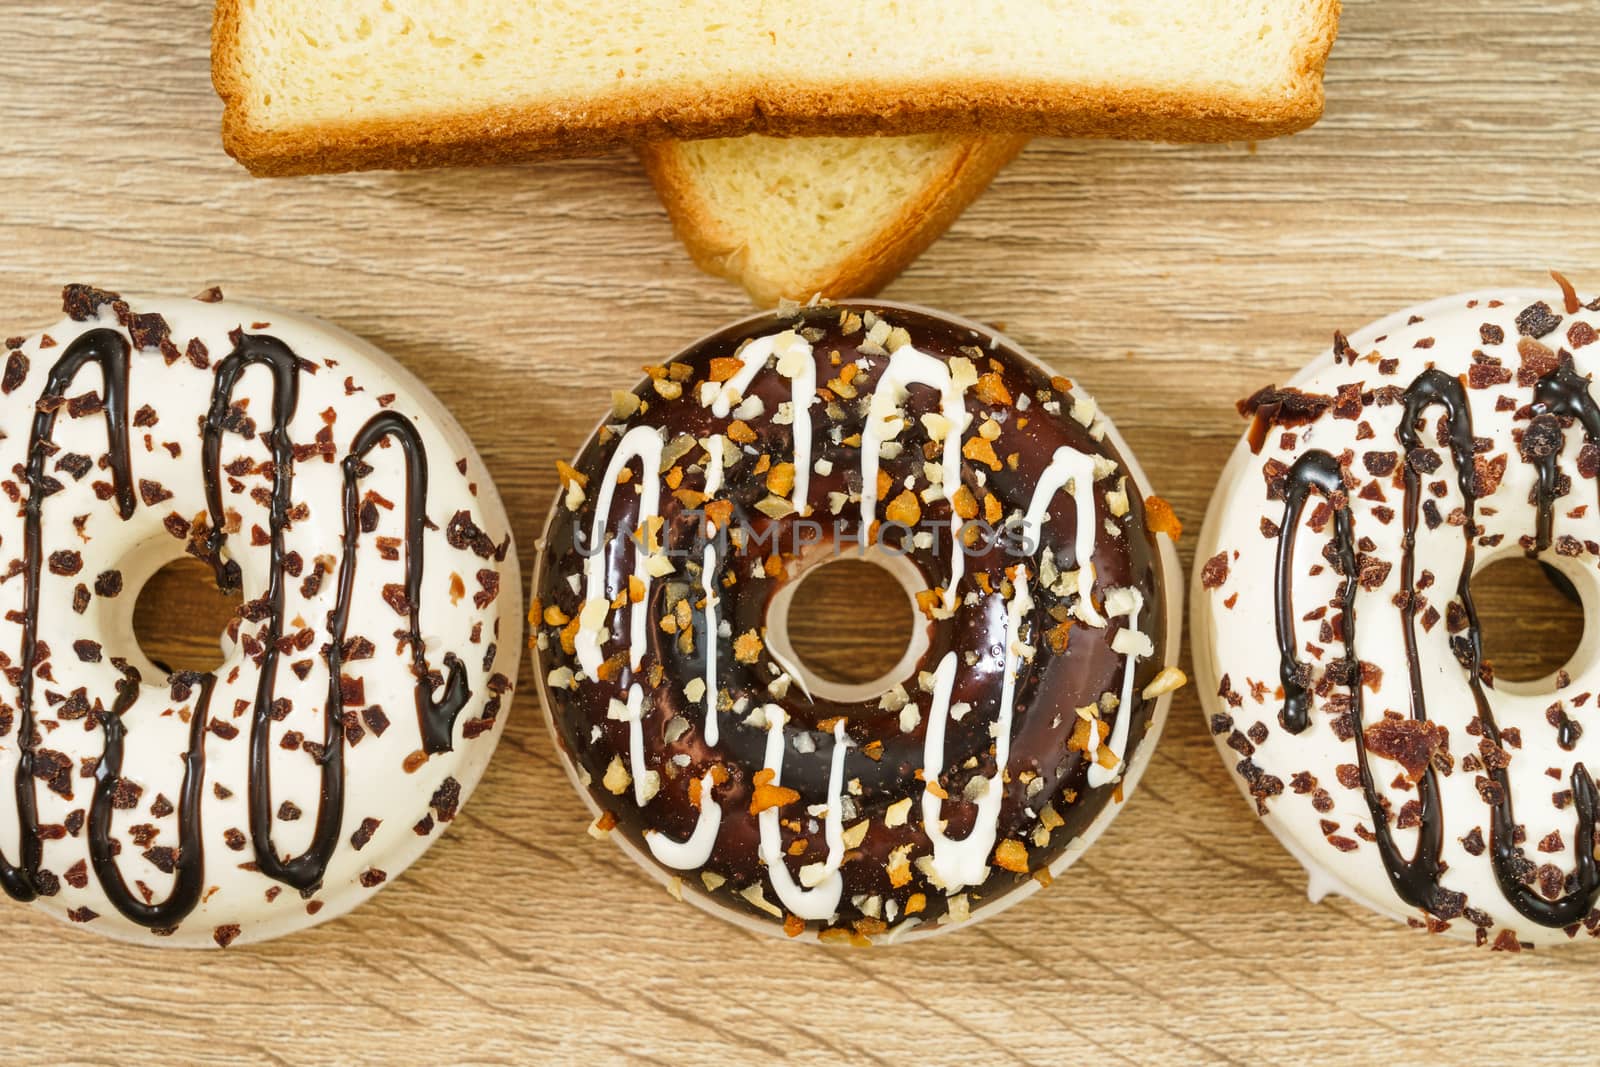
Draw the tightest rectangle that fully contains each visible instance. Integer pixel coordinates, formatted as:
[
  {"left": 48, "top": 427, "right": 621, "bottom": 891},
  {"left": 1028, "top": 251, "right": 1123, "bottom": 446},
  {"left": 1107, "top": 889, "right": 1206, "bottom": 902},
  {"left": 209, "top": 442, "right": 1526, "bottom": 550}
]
[
  {"left": 2, "top": 2, "right": 1598, "bottom": 1064},
  {"left": 783, "top": 561, "right": 918, "bottom": 686}
]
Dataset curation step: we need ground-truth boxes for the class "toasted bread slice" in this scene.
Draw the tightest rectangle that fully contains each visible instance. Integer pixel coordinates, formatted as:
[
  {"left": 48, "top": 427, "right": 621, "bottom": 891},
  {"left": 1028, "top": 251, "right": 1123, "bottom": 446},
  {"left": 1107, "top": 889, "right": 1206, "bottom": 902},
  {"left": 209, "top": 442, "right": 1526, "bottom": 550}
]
[
  {"left": 641, "top": 134, "right": 1028, "bottom": 307},
  {"left": 213, "top": 1, "right": 1340, "bottom": 177}
]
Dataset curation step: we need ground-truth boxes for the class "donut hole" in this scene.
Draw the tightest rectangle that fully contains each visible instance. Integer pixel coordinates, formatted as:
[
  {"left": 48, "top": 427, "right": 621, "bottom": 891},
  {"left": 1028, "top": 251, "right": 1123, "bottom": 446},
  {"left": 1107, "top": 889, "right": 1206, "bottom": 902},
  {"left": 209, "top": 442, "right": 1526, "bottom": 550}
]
[
  {"left": 783, "top": 558, "right": 916, "bottom": 687},
  {"left": 1471, "top": 555, "right": 1586, "bottom": 684},
  {"left": 132, "top": 557, "right": 241, "bottom": 676}
]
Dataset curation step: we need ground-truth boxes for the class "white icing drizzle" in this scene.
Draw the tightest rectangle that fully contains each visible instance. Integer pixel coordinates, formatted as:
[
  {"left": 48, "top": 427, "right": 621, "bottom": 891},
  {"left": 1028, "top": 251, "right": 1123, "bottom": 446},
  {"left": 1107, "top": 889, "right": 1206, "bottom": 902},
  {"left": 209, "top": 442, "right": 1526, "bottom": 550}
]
[
  {"left": 709, "top": 335, "right": 778, "bottom": 417},
  {"left": 708, "top": 330, "right": 817, "bottom": 511},
  {"left": 1022, "top": 446, "right": 1105, "bottom": 627},
  {"left": 859, "top": 347, "right": 972, "bottom": 609},
  {"left": 575, "top": 425, "right": 663, "bottom": 676},
  {"left": 627, "top": 682, "right": 723, "bottom": 868},
  {"left": 700, "top": 542, "right": 721, "bottom": 746},
  {"left": 702, "top": 433, "right": 725, "bottom": 497},
  {"left": 700, "top": 332, "right": 829, "bottom": 735},
  {"left": 645, "top": 769, "right": 723, "bottom": 870},
  {"left": 757, "top": 709, "right": 848, "bottom": 921},
  {"left": 919, "top": 571, "right": 1034, "bottom": 890},
  {"left": 1086, "top": 589, "right": 1145, "bottom": 788},
  {"left": 622, "top": 683, "right": 653, "bottom": 807}
]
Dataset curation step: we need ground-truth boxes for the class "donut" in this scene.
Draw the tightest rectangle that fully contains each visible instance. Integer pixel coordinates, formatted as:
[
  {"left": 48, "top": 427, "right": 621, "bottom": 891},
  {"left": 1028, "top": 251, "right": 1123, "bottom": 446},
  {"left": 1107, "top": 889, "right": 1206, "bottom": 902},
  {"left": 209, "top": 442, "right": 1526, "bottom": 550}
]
[
  {"left": 0, "top": 286, "right": 519, "bottom": 946},
  {"left": 1194, "top": 280, "right": 1600, "bottom": 947},
  {"left": 532, "top": 301, "right": 1183, "bottom": 941}
]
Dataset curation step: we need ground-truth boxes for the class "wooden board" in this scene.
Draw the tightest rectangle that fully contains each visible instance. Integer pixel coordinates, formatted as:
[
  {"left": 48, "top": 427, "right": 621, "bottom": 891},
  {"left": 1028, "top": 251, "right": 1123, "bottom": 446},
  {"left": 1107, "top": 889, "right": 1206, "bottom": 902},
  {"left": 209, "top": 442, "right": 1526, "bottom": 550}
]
[{"left": 2, "top": 1, "right": 1597, "bottom": 1063}]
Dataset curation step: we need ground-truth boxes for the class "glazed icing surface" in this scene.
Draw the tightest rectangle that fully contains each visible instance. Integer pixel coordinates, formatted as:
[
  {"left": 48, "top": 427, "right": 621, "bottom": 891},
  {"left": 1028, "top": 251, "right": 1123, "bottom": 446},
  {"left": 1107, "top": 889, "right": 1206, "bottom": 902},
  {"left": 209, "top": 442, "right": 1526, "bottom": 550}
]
[
  {"left": 533, "top": 302, "right": 1181, "bottom": 942},
  {"left": 0, "top": 287, "right": 519, "bottom": 946},
  {"left": 1195, "top": 283, "right": 1600, "bottom": 948}
]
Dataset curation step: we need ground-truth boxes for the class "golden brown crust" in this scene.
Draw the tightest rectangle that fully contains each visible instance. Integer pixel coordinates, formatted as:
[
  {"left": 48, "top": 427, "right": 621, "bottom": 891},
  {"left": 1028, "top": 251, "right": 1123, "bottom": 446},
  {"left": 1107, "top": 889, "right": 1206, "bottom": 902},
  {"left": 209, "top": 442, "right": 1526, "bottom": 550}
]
[
  {"left": 211, "top": 0, "right": 247, "bottom": 156},
  {"left": 1294, "top": 0, "right": 1344, "bottom": 101},
  {"left": 212, "top": 1, "right": 1340, "bottom": 177},
  {"left": 640, "top": 136, "right": 1029, "bottom": 307}
]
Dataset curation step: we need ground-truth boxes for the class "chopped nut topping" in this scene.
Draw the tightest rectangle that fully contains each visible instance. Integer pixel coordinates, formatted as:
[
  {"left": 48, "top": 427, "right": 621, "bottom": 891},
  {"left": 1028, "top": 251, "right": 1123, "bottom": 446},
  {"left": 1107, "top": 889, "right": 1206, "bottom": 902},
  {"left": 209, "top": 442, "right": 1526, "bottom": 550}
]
[
  {"left": 602, "top": 756, "right": 631, "bottom": 795},
  {"left": 748, "top": 769, "right": 799, "bottom": 814},
  {"left": 1140, "top": 666, "right": 1188, "bottom": 700},
  {"left": 733, "top": 629, "right": 764, "bottom": 663},
  {"left": 993, "top": 838, "right": 1030, "bottom": 873}
]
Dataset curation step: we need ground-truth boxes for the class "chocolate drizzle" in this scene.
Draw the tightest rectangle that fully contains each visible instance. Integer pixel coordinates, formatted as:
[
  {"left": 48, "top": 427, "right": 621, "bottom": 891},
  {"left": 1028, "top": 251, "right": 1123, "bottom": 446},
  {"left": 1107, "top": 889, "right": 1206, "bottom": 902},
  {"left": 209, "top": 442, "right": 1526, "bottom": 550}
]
[
  {"left": 1528, "top": 359, "right": 1600, "bottom": 642},
  {"left": 3, "top": 311, "right": 483, "bottom": 934},
  {"left": 88, "top": 675, "right": 215, "bottom": 928},
  {"left": 1354, "top": 369, "right": 1477, "bottom": 917},
  {"left": 1271, "top": 365, "right": 1600, "bottom": 930},
  {"left": 335, "top": 411, "right": 469, "bottom": 756},
  {"left": 200, "top": 333, "right": 302, "bottom": 593},
  {"left": 1269, "top": 452, "right": 1461, "bottom": 919},
  {"left": 1530, "top": 361, "right": 1600, "bottom": 553},
  {"left": 197, "top": 336, "right": 470, "bottom": 892},
  {"left": 2, "top": 328, "right": 135, "bottom": 902},
  {"left": 200, "top": 333, "right": 342, "bottom": 891},
  {"left": 1272, "top": 449, "right": 1350, "bottom": 735},
  {"left": 1266, "top": 441, "right": 1461, "bottom": 916}
]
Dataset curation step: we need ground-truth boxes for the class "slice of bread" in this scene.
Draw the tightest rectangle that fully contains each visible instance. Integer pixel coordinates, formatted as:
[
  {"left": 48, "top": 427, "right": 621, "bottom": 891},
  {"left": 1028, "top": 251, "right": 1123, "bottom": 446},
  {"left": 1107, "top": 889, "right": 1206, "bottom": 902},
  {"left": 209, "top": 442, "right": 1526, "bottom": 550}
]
[
  {"left": 641, "top": 134, "right": 1028, "bottom": 307},
  {"left": 213, "top": 1, "right": 1340, "bottom": 177}
]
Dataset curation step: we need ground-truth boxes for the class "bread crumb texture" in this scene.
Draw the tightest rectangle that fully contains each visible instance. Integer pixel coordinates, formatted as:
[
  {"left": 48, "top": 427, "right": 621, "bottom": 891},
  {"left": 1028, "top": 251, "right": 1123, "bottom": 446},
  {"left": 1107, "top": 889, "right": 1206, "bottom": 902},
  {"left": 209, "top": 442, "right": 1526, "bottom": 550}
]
[{"left": 644, "top": 134, "right": 1027, "bottom": 305}]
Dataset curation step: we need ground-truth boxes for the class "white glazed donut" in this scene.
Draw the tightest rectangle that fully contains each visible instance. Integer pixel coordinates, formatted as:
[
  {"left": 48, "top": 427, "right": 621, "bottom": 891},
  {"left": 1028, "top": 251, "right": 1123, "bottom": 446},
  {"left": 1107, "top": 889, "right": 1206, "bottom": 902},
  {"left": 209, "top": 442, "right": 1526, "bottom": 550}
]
[
  {"left": 1194, "top": 280, "right": 1600, "bottom": 948},
  {"left": 0, "top": 286, "right": 519, "bottom": 946}
]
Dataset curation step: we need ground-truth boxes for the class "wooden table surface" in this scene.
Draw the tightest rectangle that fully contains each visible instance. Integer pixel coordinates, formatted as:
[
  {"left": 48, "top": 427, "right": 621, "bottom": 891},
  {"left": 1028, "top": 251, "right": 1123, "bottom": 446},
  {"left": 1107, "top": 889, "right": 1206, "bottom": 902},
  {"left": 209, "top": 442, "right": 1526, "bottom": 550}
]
[{"left": 3, "top": 1, "right": 1598, "bottom": 1063}]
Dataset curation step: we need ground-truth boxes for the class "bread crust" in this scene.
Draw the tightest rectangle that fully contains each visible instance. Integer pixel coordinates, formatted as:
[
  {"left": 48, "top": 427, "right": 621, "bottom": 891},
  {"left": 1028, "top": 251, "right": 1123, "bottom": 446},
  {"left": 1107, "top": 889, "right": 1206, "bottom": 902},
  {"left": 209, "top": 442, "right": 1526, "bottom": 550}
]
[
  {"left": 212, "top": 0, "right": 1341, "bottom": 177},
  {"left": 640, "top": 136, "right": 1029, "bottom": 307}
]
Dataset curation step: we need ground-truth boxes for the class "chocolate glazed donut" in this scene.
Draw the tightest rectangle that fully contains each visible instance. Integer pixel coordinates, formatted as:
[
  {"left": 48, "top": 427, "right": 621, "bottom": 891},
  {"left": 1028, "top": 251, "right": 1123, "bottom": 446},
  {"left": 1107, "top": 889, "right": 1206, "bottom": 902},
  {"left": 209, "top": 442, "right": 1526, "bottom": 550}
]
[{"left": 533, "top": 302, "right": 1183, "bottom": 942}]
